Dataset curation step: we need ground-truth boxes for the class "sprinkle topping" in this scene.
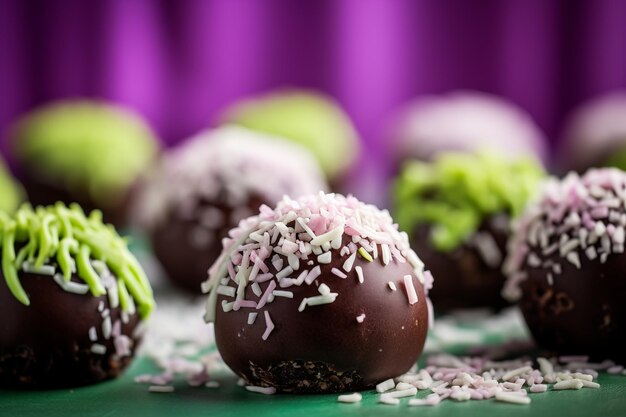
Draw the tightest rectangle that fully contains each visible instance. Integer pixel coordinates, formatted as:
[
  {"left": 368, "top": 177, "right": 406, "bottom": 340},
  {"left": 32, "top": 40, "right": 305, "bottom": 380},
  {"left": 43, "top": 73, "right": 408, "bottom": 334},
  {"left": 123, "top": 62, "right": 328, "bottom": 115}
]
[
  {"left": 0, "top": 203, "right": 154, "bottom": 318},
  {"left": 203, "top": 192, "right": 432, "bottom": 341},
  {"left": 504, "top": 169, "right": 626, "bottom": 301}
]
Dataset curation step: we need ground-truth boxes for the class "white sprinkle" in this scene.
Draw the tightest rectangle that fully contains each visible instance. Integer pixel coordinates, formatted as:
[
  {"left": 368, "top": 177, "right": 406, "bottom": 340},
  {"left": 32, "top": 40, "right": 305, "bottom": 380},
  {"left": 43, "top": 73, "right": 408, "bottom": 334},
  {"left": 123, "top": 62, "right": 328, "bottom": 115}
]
[
  {"left": 578, "top": 380, "right": 600, "bottom": 389},
  {"left": 102, "top": 316, "right": 112, "bottom": 340},
  {"left": 566, "top": 252, "right": 581, "bottom": 269},
  {"left": 205, "top": 381, "right": 220, "bottom": 388},
  {"left": 331, "top": 268, "right": 347, "bottom": 279},
  {"left": 537, "top": 357, "right": 554, "bottom": 375},
  {"left": 356, "top": 313, "right": 366, "bottom": 323},
  {"left": 495, "top": 392, "right": 531, "bottom": 405},
  {"left": 149, "top": 385, "right": 175, "bottom": 393},
  {"left": 90, "top": 343, "right": 107, "bottom": 355},
  {"left": 355, "top": 266, "right": 364, "bottom": 284},
  {"left": 403, "top": 275, "right": 418, "bottom": 305},
  {"left": 276, "top": 266, "right": 294, "bottom": 280},
  {"left": 88, "top": 326, "right": 97, "bottom": 342},
  {"left": 386, "top": 387, "right": 417, "bottom": 398},
  {"left": 554, "top": 380, "right": 584, "bottom": 390},
  {"left": 337, "top": 393, "right": 362, "bottom": 403},
  {"left": 310, "top": 225, "right": 344, "bottom": 247},
  {"left": 217, "top": 285, "right": 236, "bottom": 297},
  {"left": 246, "top": 385, "right": 276, "bottom": 395},
  {"left": 317, "top": 252, "right": 332, "bottom": 264},
  {"left": 272, "top": 290, "right": 293, "bottom": 298},
  {"left": 22, "top": 262, "right": 55, "bottom": 276},
  {"left": 530, "top": 384, "right": 547, "bottom": 393},
  {"left": 251, "top": 282, "right": 262, "bottom": 297},
  {"left": 502, "top": 366, "right": 532, "bottom": 381},
  {"left": 247, "top": 312, "right": 258, "bottom": 325},
  {"left": 262, "top": 311, "right": 275, "bottom": 341},
  {"left": 376, "top": 378, "right": 396, "bottom": 393},
  {"left": 98, "top": 301, "right": 104, "bottom": 312},
  {"left": 378, "top": 394, "right": 400, "bottom": 405},
  {"left": 388, "top": 282, "right": 397, "bottom": 291},
  {"left": 381, "top": 244, "right": 392, "bottom": 266},
  {"left": 305, "top": 266, "right": 322, "bottom": 285}
]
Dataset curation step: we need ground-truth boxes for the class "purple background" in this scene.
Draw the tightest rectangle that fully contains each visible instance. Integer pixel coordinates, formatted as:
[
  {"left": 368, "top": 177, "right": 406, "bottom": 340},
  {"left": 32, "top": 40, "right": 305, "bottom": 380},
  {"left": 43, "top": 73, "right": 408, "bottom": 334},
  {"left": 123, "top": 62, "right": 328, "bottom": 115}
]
[{"left": 2, "top": 0, "right": 626, "bottom": 174}]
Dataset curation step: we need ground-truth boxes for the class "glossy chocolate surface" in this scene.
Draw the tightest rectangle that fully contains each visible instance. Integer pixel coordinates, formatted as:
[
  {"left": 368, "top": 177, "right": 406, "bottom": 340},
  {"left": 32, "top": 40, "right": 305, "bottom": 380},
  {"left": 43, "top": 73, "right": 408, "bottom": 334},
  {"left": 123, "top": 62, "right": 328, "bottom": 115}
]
[{"left": 0, "top": 272, "right": 140, "bottom": 388}]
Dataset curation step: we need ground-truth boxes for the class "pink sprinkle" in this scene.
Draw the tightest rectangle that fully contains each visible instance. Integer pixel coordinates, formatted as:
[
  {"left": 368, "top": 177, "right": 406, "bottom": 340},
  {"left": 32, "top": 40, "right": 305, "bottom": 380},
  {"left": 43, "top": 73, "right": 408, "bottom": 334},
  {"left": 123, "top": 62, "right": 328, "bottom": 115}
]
[
  {"left": 256, "top": 280, "right": 277, "bottom": 310},
  {"left": 111, "top": 320, "right": 122, "bottom": 338},
  {"left": 114, "top": 335, "right": 132, "bottom": 357},
  {"left": 403, "top": 275, "right": 418, "bottom": 305},
  {"left": 262, "top": 311, "right": 275, "bottom": 341},
  {"left": 305, "top": 266, "right": 322, "bottom": 285},
  {"left": 255, "top": 273, "right": 274, "bottom": 283},
  {"left": 233, "top": 300, "right": 257, "bottom": 310},
  {"left": 591, "top": 206, "right": 609, "bottom": 219},
  {"left": 423, "top": 270, "right": 434, "bottom": 292},
  {"left": 282, "top": 240, "right": 299, "bottom": 254},
  {"left": 331, "top": 268, "right": 347, "bottom": 279},
  {"left": 308, "top": 216, "right": 327, "bottom": 235}
]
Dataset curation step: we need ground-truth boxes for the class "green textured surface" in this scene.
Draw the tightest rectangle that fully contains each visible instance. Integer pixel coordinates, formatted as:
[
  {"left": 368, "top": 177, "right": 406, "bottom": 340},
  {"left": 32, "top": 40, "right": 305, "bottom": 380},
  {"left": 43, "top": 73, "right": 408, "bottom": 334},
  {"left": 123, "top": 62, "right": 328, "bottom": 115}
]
[{"left": 1, "top": 356, "right": 625, "bottom": 417}]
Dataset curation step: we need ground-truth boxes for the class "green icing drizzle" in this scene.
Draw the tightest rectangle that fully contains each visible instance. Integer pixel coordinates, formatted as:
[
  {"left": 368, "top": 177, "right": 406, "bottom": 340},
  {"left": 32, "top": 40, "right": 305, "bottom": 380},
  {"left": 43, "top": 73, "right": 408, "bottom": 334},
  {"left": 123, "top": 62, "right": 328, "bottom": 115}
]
[
  {"left": 12, "top": 101, "right": 159, "bottom": 207},
  {"left": 222, "top": 90, "right": 359, "bottom": 179},
  {"left": 0, "top": 203, "right": 155, "bottom": 318},
  {"left": 393, "top": 151, "right": 545, "bottom": 251}
]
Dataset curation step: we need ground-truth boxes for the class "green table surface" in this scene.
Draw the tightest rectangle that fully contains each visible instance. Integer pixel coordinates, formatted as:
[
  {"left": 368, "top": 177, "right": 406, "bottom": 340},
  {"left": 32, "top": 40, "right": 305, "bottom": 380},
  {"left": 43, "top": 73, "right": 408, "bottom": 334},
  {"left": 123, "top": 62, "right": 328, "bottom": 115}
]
[
  {"left": 2, "top": 243, "right": 625, "bottom": 417},
  {"left": 2, "top": 357, "right": 626, "bottom": 417}
]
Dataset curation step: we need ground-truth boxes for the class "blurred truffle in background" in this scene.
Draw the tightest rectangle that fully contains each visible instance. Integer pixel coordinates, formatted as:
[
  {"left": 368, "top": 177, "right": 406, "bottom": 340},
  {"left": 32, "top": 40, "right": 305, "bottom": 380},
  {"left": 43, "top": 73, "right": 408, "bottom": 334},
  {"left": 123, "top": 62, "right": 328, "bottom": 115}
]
[
  {"left": 560, "top": 92, "right": 626, "bottom": 173},
  {"left": 220, "top": 90, "right": 360, "bottom": 189},
  {"left": 387, "top": 91, "right": 547, "bottom": 168},
  {"left": 393, "top": 152, "right": 545, "bottom": 312},
  {"left": 135, "top": 126, "right": 328, "bottom": 293},
  {"left": 0, "top": 157, "right": 23, "bottom": 214},
  {"left": 10, "top": 101, "right": 160, "bottom": 227}
]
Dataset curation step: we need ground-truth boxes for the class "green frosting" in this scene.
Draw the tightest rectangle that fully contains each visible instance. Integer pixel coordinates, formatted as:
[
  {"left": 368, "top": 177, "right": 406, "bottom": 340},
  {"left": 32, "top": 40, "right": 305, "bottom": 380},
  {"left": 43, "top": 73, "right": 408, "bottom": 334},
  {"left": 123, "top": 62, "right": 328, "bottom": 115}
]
[
  {"left": 0, "top": 159, "right": 23, "bottom": 214},
  {"left": 0, "top": 203, "right": 155, "bottom": 318},
  {"left": 393, "top": 152, "right": 545, "bottom": 251},
  {"left": 221, "top": 90, "right": 359, "bottom": 179},
  {"left": 13, "top": 101, "right": 159, "bottom": 206}
]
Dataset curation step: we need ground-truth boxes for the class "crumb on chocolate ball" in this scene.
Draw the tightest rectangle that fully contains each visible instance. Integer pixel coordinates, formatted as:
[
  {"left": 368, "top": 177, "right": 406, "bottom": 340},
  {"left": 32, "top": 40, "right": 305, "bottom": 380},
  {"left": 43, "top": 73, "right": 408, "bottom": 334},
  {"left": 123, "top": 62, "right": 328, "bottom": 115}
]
[
  {"left": 203, "top": 192, "right": 433, "bottom": 393},
  {"left": 393, "top": 151, "right": 544, "bottom": 312},
  {"left": 0, "top": 203, "right": 155, "bottom": 388},
  {"left": 136, "top": 126, "right": 327, "bottom": 293},
  {"left": 504, "top": 168, "right": 626, "bottom": 361},
  {"left": 10, "top": 100, "right": 160, "bottom": 226}
]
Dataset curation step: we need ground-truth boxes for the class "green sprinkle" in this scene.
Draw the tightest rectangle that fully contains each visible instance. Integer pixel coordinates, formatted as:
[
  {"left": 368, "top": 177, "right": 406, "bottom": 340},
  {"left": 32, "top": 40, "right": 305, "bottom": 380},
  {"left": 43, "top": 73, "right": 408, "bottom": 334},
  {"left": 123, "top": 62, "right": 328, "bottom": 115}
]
[
  {"left": 0, "top": 203, "right": 155, "bottom": 318},
  {"left": 393, "top": 151, "right": 545, "bottom": 251},
  {"left": 2, "top": 222, "right": 29, "bottom": 306},
  {"left": 358, "top": 247, "right": 373, "bottom": 262}
]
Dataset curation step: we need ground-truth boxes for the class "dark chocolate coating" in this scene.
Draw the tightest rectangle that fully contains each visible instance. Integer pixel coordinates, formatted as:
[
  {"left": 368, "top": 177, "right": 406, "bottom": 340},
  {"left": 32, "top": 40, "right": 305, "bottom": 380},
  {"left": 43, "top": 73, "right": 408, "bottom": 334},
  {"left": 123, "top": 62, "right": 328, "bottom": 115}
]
[
  {"left": 17, "top": 169, "right": 136, "bottom": 228},
  {"left": 0, "top": 271, "right": 141, "bottom": 388},
  {"left": 518, "top": 252, "right": 626, "bottom": 362},
  {"left": 413, "top": 215, "right": 510, "bottom": 312},
  {"left": 151, "top": 194, "right": 264, "bottom": 293},
  {"left": 214, "top": 240, "right": 429, "bottom": 393}
]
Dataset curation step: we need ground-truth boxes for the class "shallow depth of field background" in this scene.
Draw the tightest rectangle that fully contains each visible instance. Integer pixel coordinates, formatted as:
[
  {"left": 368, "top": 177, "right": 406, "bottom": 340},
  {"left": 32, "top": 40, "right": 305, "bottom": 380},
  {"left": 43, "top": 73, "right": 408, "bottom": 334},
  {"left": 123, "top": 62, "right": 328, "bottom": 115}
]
[{"left": 2, "top": 0, "right": 626, "bottom": 201}]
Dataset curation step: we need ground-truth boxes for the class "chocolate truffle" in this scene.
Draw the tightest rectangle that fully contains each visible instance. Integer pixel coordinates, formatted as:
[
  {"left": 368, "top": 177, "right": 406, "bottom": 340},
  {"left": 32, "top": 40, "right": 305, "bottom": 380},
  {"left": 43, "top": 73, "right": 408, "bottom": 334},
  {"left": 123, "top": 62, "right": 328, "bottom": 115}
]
[
  {"left": 393, "top": 152, "right": 544, "bottom": 312},
  {"left": 137, "top": 126, "right": 327, "bottom": 293},
  {"left": 11, "top": 101, "right": 160, "bottom": 226},
  {"left": 560, "top": 92, "right": 626, "bottom": 173},
  {"left": 220, "top": 90, "right": 360, "bottom": 183},
  {"left": 203, "top": 192, "right": 432, "bottom": 393},
  {"left": 0, "top": 203, "right": 155, "bottom": 388},
  {"left": 387, "top": 91, "right": 547, "bottom": 166},
  {"left": 503, "top": 168, "right": 626, "bottom": 361}
]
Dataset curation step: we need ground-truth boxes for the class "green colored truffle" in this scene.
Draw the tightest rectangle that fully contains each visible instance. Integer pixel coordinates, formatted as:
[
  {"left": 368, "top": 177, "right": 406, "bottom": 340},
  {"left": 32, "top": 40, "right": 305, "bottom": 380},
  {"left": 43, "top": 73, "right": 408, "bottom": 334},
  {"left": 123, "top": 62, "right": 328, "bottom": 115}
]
[
  {"left": 393, "top": 152, "right": 545, "bottom": 251},
  {"left": 0, "top": 159, "right": 23, "bottom": 214},
  {"left": 0, "top": 203, "right": 155, "bottom": 318},
  {"left": 12, "top": 101, "right": 159, "bottom": 206},
  {"left": 221, "top": 90, "right": 359, "bottom": 179}
]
